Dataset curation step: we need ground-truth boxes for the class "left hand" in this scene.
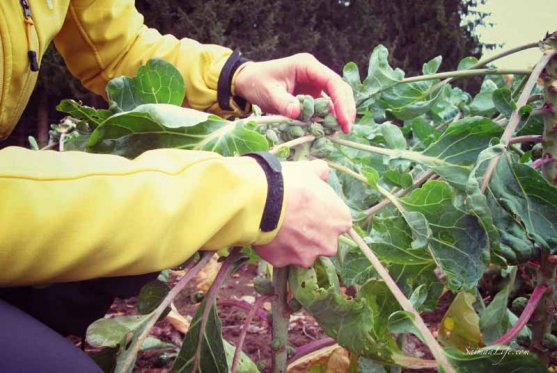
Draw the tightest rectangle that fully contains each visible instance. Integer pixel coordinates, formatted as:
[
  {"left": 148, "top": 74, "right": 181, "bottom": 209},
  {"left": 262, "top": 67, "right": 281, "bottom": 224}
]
[{"left": 234, "top": 53, "right": 356, "bottom": 133}]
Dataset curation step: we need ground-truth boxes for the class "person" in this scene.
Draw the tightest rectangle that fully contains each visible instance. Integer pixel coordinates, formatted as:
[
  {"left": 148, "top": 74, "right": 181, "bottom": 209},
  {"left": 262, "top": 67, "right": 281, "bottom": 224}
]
[{"left": 0, "top": 0, "right": 355, "bottom": 371}]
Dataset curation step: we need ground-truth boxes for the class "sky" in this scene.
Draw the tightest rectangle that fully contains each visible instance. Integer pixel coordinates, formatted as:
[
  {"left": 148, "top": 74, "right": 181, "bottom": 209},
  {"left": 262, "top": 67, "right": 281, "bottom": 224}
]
[{"left": 473, "top": 0, "right": 555, "bottom": 68}]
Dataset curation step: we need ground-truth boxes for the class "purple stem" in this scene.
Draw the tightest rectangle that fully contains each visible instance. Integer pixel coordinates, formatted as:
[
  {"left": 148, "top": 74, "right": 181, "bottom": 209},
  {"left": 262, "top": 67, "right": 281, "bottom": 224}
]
[
  {"left": 288, "top": 337, "right": 336, "bottom": 364},
  {"left": 532, "top": 154, "right": 554, "bottom": 169},
  {"left": 231, "top": 296, "right": 270, "bottom": 373},
  {"left": 491, "top": 283, "right": 549, "bottom": 345},
  {"left": 217, "top": 299, "right": 271, "bottom": 326},
  {"left": 509, "top": 135, "right": 543, "bottom": 145},
  {"left": 193, "top": 249, "right": 245, "bottom": 372}
]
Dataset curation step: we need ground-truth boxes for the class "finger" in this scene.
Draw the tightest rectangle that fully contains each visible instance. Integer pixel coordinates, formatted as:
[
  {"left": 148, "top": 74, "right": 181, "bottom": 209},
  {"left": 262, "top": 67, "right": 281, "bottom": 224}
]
[
  {"left": 293, "top": 55, "right": 356, "bottom": 133},
  {"left": 310, "top": 159, "right": 329, "bottom": 181},
  {"left": 267, "top": 84, "right": 300, "bottom": 119}
]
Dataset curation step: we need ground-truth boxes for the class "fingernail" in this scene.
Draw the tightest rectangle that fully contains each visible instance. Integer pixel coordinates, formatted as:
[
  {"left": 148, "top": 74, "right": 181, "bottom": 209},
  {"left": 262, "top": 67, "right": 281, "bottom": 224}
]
[{"left": 286, "top": 101, "right": 297, "bottom": 118}]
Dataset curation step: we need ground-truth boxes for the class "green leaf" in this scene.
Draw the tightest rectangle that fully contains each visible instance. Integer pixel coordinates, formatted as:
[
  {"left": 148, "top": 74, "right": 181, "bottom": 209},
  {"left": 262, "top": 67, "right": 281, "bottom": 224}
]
[
  {"left": 87, "top": 104, "right": 268, "bottom": 158},
  {"left": 405, "top": 117, "right": 440, "bottom": 148},
  {"left": 401, "top": 181, "right": 488, "bottom": 291},
  {"left": 380, "top": 122, "right": 407, "bottom": 149},
  {"left": 492, "top": 88, "right": 516, "bottom": 118},
  {"left": 361, "top": 45, "right": 404, "bottom": 98},
  {"left": 170, "top": 302, "right": 228, "bottom": 373},
  {"left": 421, "top": 116, "right": 503, "bottom": 190},
  {"left": 383, "top": 170, "right": 413, "bottom": 189},
  {"left": 223, "top": 340, "right": 259, "bottom": 373},
  {"left": 343, "top": 62, "right": 362, "bottom": 92},
  {"left": 137, "top": 280, "right": 170, "bottom": 315},
  {"left": 446, "top": 346, "right": 546, "bottom": 372},
  {"left": 469, "top": 80, "right": 498, "bottom": 116},
  {"left": 288, "top": 260, "right": 402, "bottom": 362},
  {"left": 457, "top": 57, "right": 479, "bottom": 71},
  {"left": 479, "top": 270, "right": 515, "bottom": 344},
  {"left": 107, "top": 59, "right": 186, "bottom": 111},
  {"left": 56, "top": 99, "right": 112, "bottom": 128},
  {"left": 86, "top": 315, "right": 150, "bottom": 348},
  {"left": 438, "top": 292, "right": 482, "bottom": 350},
  {"left": 422, "top": 56, "right": 442, "bottom": 75},
  {"left": 483, "top": 147, "right": 557, "bottom": 254}
]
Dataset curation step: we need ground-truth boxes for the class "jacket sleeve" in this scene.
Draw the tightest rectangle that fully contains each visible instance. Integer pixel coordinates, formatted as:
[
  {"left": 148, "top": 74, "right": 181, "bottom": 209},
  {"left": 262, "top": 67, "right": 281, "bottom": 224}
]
[
  {"left": 0, "top": 147, "right": 282, "bottom": 286},
  {"left": 53, "top": 0, "right": 246, "bottom": 116}
]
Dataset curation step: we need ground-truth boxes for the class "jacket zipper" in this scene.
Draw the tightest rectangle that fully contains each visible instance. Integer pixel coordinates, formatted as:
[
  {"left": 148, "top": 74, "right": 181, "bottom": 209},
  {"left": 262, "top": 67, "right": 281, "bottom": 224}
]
[{"left": 19, "top": 0, "right": 40, "bottom": 71}]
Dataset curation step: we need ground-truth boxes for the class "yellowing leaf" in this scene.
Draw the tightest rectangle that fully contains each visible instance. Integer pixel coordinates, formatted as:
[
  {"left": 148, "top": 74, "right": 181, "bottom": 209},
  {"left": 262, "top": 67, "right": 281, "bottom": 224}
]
[{"left": 439, "top": 292, "right": 483, "bottom": 350}]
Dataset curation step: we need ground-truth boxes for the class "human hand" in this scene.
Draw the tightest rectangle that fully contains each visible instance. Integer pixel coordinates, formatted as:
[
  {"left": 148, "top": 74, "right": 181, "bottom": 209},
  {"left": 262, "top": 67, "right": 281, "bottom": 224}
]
[
  {"left": 234, "top": 54, "right": 356, "bottom": 133},
  {"left": 253, "top": 160, "right": 353, "bottom": 268}
]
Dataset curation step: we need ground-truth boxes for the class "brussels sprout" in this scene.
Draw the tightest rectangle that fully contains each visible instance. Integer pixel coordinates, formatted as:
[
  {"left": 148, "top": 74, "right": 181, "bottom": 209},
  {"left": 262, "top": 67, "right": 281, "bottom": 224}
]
[
  {"left": 314, "top": 97, "right": 330, "bottom": 117},
  {"left": 256, "top": 124, "right": 268, "bottom": 135},
  {"left": 300, "top": 95, "right": 315, "bottom": 121},
  {"left": 543, "top": 333, "right": 557, "bottom": 351},
  {"left": 265, "top": 129, "right": 280, "bottom": 144},
  {"left": 287, "top": 125, "right": 306, "bottom": 139},
  {"left": 511, "top": 297, "right": 528, "bottom": 314},
  {"left": 322, "top": 114, "right": 340, "bottom": 129},
  {"left": 278, "top": 123, "right": 289, "bottom": 132},
  {"left": 309, "top": 122, "right": 325, "bottom": 137},
  {"left": 254, "top": 276, "right": 275, "bottom": 296},
  {"left": 311, "top": 137, "right": 335, "bottom": 158}
]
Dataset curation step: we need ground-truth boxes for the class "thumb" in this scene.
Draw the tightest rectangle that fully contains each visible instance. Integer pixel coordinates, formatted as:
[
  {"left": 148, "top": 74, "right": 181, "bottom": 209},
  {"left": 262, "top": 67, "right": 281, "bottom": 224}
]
[
  {"left": 267, "top": 85, "right": 300, "bottom": 119},
  {"left": 310, "top": 159, "right": 329, "bottom": 181}
]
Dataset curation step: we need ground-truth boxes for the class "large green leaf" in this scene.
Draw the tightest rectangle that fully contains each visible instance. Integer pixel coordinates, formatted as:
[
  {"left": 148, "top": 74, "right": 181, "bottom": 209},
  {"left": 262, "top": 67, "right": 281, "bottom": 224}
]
[
  {"left": 359, "top": 45, "right": 404, "bottom": 102},
  {"left": 420, "top": 116, "right": 503, "bottom": 190},
  {"left": 87, "top": 104, "right": 268, "bottom": 158},
  {"left": 107, "top": 59, "right": 186, "bottom": 111},
  {"left": 472, "top": 146, "right": 557, "bottom": 257},
  {"left": 492, "top": 88, "right": 515, "bottom": 119},
  {"left": 479, "top": 270, "right": 515, "bottom": 344},
  {"left": 289, "top": 258, "right": 401, "bottom": 362},
  {"left": 469, "top": 80, "right": 498, "bottom": 116},
  {"left": 379, "top": 57, "right": 444, "bottom": 120},
  {"left": 170, "top": 302, "right": 228, "bottom": 373},
  {"left": 86, "top": 315, "right": 150, "bottom": 348},
  {"left": 401, "top": 181, "right": 488, "bottom": 291}
]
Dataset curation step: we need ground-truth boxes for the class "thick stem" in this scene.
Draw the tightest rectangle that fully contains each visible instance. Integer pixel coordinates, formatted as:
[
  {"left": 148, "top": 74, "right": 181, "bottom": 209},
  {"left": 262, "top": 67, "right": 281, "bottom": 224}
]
[
  {"left": 491, "top": 283, "right": 549, "bottom": 345},
  {"left": 271, "top": 267, "right": 290, "bottom": 373},
  {"left": 347, "top": 229, "right": 455, "bottom": 373},
  {"left": 270, "top": 135, "right": 315, "bottom": 155},
  {"left": 530, "top": 36, "right": 557, "bottom": 366},
  {"left": 231, "top": 296, "right": 270, "bottom": 373},
  {"left": 244, "top": 115, "right": 308, "bottom": 127},
  {"left": 117, "top": 252, "right": 213, "bottom": 372}
]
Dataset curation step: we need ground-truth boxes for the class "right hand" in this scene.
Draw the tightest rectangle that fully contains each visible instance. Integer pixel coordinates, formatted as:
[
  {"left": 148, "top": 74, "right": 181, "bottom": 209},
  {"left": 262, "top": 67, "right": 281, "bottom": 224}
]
[{"left": 253, "top": 160, "right": 352, "bottom": 268}]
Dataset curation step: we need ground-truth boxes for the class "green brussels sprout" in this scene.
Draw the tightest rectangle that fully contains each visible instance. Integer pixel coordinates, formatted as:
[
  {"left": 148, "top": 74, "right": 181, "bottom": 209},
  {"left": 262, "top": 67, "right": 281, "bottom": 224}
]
[
  {"left": 256, "top": 124, "right": 268, "bottom": 135},
  {"left": 309, "top": 122, "right": 325, "bottom": 137},
  {"left": 310, "top": 137, "right": 335, "bottom": 158},
  {"left": 322, "top": 114, "right": 340, "bottom": 129},
  {"left": 314, "top": 97, "right": 330, "bottom": 117},
  {"left": 511, "top": 297, "right": 528, "bottom": 314},
  {"left": 532, "top": 143, "right": 543, "bottom": 159},
  {"left": 300, "top": 95, "right": 315, "bottom": 121},
  {"left": 278, "top": 123, "right": 289, "bottom": 132},
  {"left": 543, "top": 333, "right": 557, "bottom": 351},
  {"left": 265, "top": 129, "right": 280, "bottom": 144},
  {"left": 288, "top": 298, "right": 303, "bottom": 312},
  {"left": 287, "top": 125, "right": 306, "bottom": 139},
  {"left": 253, "top": 276, "right": 275, "bottom": 296}
]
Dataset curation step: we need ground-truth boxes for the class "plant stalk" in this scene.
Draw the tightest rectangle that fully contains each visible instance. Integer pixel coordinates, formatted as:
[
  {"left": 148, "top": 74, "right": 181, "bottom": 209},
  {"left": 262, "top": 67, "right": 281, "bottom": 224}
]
[
  {"left": 347, "top": 229, "right": 455, "bottom": 373},
  {"left": 529, "top": 33, "right": 557, "bottom": 366},
  {"left": 270, "top": 135, "right": 315, "bottom": 155},
  {"left": 245, "top": 115, "right": 308, "bottom": 127},
  {"left": 491, "top": 283, "right": 549, "bottom": 345},
  {"left": 271, "top": 267, "right": 290, "bottom": 373}
]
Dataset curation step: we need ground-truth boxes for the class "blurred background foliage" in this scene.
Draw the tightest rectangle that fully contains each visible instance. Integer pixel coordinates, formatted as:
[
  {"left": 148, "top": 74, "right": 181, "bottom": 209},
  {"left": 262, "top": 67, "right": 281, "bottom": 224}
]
[{"left": 6, "top": 0, "right": 491, "bottom": 147}]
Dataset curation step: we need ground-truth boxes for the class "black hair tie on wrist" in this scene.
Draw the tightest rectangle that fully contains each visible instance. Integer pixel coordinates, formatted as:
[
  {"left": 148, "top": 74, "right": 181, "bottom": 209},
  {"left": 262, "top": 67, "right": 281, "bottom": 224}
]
[
  {"left": 244, "top": 152, "right": 284, "bottom": 232},
  {"left": 217, "top": 50, "right": 250, "bottom": 111}
]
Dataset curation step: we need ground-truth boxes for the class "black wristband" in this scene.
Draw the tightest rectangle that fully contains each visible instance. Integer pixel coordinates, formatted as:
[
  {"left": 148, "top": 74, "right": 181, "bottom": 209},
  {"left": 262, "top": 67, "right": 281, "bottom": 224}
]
[
  {"left": 217, "top": 50, "right": 250, "bottom": 111},
  {"left": 244, "top": 152, "right": 284, "bottom": 232}
]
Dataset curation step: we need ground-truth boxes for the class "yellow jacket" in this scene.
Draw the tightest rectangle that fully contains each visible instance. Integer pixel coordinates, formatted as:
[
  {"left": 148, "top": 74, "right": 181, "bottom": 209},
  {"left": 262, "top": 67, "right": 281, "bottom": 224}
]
[{"left": 0, "top": 0, "right": 281, "bottom": 286}]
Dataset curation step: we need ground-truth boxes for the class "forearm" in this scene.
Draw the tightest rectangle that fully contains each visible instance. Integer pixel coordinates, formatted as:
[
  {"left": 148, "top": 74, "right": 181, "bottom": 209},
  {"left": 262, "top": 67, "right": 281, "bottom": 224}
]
[{"left": 0, "top": 147, "right": 275, "bottom": 286}]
